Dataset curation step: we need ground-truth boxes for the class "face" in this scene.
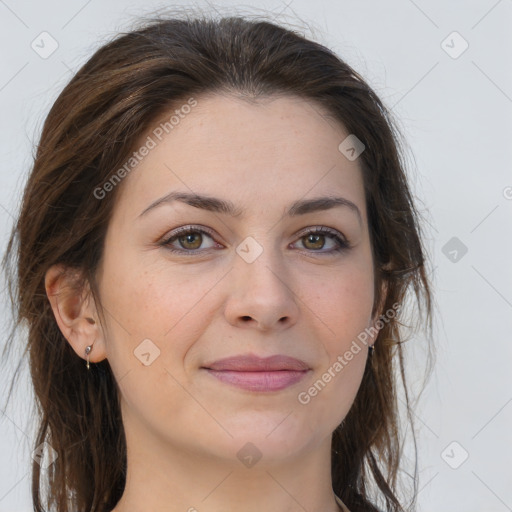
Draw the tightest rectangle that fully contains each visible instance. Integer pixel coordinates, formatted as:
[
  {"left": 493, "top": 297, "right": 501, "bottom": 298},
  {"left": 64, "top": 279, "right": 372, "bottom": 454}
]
[{"left": 95, "top": 93, "right": 377, "bottom": 467}]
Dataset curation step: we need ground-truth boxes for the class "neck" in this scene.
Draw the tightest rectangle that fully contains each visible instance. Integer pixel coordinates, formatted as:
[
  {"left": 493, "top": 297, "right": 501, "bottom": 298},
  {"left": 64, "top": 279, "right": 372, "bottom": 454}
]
[{"left": 111, "top": 417, "right": 342, "bottom": 512}]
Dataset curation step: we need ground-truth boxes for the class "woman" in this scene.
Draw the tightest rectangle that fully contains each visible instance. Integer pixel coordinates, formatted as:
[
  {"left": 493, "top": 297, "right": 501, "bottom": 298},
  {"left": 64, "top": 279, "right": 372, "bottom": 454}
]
[{"left": 2, "top": 11, "right": 433, "bottom": 512}]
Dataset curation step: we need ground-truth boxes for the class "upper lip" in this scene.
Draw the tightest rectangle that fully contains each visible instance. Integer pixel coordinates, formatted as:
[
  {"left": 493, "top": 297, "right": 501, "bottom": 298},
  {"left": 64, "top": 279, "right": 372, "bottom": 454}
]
[{"left": 202, "top": 354, "right": 311, "bottom": 372}]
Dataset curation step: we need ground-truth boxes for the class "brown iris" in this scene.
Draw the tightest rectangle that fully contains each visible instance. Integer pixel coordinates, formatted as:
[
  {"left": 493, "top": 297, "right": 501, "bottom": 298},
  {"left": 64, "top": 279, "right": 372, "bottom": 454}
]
[
  {"left": 178, "top": 232, "right": 203, "bottom": 250},
  {"left": 302, "top": 233, "right": 325, "bottom": 250}
]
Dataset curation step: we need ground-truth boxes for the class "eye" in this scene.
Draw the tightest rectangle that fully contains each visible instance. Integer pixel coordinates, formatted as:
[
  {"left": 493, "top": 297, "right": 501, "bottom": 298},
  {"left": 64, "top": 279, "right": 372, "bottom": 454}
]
[
  {"left": 292, "top": 226, "right": 350, "bottom": 254},
  {"left": 160, "top": 225, "right": 219, "bottom": 255}
]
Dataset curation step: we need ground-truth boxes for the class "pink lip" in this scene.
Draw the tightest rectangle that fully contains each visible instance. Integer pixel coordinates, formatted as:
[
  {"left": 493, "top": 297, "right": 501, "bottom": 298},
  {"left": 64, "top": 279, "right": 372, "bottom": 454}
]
[
  {"left": 203, "top": 354, "right": 310, "bottom": 372},
  {"left": 202, "top": 354, "right": 311, "bottom": 392}
]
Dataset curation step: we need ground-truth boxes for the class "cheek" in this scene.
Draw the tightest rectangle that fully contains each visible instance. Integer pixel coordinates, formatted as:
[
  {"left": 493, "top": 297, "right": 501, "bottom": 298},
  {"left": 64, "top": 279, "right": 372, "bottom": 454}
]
[
  {"left": 302, "top": 258, "right": 374, "bottom": 343},
  {"left": 98, "top": 260, "right": 220, "bottom": 422},
  {"left": 99, "top": 254, "right": 223, "bottom": 370},
  {"left": 297, "top": 268, "right": 372, "bottom": 430}
]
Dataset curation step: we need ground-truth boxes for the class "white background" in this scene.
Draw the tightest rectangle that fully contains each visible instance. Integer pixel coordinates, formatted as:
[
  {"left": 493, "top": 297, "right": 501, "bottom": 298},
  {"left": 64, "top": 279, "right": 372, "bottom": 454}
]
[{"left": 1, "top": 1, "right": 511, "bottom": 511}]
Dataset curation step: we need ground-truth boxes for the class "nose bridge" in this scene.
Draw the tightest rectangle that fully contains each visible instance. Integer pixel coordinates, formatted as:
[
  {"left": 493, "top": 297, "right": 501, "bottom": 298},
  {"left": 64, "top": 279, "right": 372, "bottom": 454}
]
[
  {"left": 224, "top": 233, "right": 299, "bottom": 329},
  {"left": 233, "top": 234, "right": 284, "bottom": 290}
]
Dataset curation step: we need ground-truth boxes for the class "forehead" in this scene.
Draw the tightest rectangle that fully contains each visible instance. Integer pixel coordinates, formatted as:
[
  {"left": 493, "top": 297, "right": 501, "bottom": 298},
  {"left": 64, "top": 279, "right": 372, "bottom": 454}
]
[{"left": 112, "top": 92, "right": 366, "bottom": 222}]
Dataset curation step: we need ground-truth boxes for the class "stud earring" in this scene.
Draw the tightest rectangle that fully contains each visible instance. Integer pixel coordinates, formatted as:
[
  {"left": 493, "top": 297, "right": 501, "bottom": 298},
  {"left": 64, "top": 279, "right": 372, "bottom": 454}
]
[
  {"left": 85, "top": 318, "right": 96, "bottom": 369},
  {"left": 85, "top": 344, "right": 93, "bottom": 370}
]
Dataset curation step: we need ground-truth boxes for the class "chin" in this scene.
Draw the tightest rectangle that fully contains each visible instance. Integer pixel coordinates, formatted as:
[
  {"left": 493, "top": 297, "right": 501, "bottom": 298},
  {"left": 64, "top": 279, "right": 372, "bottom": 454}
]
[{"left": 220, "top": 423, "right": 314, "bottom": 460}]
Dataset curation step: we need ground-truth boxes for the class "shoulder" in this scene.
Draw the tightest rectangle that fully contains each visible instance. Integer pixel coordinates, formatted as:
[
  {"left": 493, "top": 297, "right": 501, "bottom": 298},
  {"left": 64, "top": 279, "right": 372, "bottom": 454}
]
[
  {"left": 334, "top": 494, "right": 351, "bottom": 512},
  {"left": 334, "top": 495, "right": 386, "bottom": 512}
]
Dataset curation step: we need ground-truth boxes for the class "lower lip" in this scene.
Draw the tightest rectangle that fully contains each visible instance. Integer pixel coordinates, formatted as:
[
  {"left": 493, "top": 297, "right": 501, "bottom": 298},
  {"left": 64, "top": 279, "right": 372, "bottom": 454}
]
[{"left": 204, "top": 369, "right": 310, "bottom": 392}]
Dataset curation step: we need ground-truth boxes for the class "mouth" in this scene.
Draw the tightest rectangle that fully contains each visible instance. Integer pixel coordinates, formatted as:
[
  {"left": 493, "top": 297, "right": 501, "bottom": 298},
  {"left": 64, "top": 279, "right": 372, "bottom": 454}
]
[{"left": 201, "top": 353, "right": 311, "bottom": 392}]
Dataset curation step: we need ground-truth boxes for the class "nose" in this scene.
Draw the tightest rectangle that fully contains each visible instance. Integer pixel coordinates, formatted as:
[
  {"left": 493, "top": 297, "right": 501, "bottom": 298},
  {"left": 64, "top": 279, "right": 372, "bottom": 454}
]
[{"left": 223, "top": 242, "right": 300, "bottom": 332}]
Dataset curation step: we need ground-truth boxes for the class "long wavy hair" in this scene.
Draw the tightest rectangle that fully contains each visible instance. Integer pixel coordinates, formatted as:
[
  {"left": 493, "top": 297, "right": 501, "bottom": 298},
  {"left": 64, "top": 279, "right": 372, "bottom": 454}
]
[{"left": 2, "top": 9, "right": 434, "bottom": 512}]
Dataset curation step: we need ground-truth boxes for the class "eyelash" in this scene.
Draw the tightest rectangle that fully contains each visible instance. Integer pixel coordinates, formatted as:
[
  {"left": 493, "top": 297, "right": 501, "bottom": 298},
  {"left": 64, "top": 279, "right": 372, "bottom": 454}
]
[{"left": 160, "top": 225, "right": 350, "bottom": 256}]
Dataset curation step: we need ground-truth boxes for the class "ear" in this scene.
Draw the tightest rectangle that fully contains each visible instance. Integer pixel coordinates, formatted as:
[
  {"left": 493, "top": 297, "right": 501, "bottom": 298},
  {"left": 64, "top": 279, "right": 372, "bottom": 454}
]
[{"left": 45, "top": 264, "right": 107, "bottom": 365}]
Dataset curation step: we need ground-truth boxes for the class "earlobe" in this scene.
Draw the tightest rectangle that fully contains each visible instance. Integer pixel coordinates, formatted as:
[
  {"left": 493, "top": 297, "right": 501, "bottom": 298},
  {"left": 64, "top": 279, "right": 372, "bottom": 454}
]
[{"left": 44, "top": 264, "right": 106, "bottom": 365}]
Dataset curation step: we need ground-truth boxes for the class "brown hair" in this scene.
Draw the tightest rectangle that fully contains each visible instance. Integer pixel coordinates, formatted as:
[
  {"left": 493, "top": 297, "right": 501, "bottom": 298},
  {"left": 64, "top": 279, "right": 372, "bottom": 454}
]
[{"left": 2, "top": 10, "right": 434, "bottom": 512}]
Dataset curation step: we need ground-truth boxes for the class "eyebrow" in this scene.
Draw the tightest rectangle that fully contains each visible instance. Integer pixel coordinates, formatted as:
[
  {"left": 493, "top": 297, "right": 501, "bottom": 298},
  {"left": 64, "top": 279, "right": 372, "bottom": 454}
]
[{"left": 138, "top": 191, "right": 362, "bottom": 224}]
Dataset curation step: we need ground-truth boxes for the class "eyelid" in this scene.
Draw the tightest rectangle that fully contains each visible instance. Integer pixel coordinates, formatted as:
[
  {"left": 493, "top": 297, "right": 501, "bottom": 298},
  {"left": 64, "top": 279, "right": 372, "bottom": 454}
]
[
  {"left": 163, "top": 224, "right": 217, "bottom": 241},
  {"left": 294, "top": 225, "right": 349, "bottom": 244}
]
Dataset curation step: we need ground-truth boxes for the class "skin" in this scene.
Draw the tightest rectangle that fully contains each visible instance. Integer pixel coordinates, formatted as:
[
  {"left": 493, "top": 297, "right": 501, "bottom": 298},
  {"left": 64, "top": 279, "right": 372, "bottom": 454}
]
[{"left": 45, "top": 93, "right": 382, "bottom": 512}]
